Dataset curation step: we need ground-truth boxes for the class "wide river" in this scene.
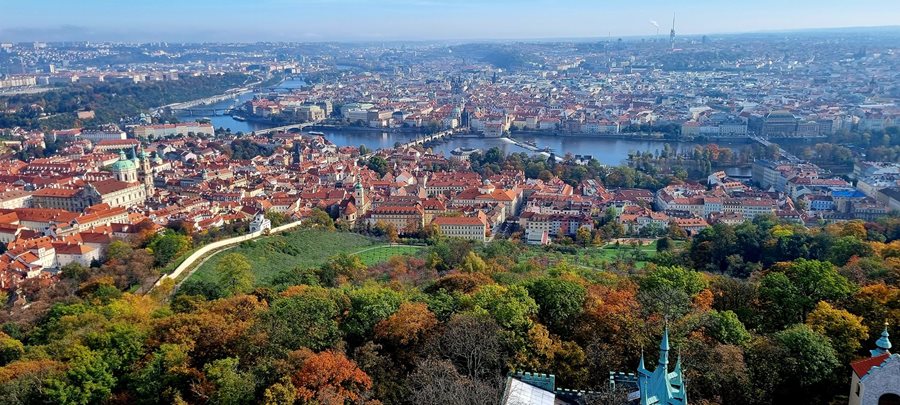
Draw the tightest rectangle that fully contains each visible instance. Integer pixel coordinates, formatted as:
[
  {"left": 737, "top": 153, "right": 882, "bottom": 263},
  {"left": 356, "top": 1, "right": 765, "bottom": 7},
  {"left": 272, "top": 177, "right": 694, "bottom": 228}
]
[{"left": 178, "top": 78, "right": 741, "bottom": 166}]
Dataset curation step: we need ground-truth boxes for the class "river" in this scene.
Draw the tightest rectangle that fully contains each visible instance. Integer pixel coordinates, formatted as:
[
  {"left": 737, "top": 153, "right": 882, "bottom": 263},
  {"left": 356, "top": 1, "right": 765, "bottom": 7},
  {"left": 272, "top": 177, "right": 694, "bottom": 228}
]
[{"left": 178, "top": 78, "right": 747, "bottom": 166}]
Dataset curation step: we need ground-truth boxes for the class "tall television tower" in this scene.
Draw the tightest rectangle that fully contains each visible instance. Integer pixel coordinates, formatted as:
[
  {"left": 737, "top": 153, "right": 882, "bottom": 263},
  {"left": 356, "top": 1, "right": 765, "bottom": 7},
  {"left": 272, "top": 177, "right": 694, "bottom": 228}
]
[{"left": 670, "top": 12, "right": 676, "bottom": 50}]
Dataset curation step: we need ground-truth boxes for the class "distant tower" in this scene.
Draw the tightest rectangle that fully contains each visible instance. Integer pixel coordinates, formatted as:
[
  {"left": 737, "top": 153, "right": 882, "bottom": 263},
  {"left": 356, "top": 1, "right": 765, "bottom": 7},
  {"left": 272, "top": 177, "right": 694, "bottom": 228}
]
[
  {"left": 138, "top": 146, "right": 154, "bottom": 196},
  {"left": 670, "top": 12, "right": 677, "bottom": 50},
  {"left": 354, "top": 179, "right": 368, "bottom": 215}
]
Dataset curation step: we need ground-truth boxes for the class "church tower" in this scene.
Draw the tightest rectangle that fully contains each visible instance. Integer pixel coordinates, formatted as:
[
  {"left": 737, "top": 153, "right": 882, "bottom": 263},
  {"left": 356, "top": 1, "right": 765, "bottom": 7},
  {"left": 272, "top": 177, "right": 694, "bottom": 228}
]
[
  {"left": 138, "top": 146, "right": 154, "bottom": 196},
  {"left": 636, "top": 326, "right": 687, "bottom": 405},
  {"left": 354, "top": 179, "right": 368, "bottom": 215}
]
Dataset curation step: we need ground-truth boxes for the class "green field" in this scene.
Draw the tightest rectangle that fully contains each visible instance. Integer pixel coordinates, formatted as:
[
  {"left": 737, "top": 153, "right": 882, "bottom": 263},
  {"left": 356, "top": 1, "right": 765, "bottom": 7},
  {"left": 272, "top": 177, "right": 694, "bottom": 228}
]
[
  {"left": 353, "top": 245, "right": 424, "bottom": 266},
  {"left": 519, "top": 240, "right": 668, "bottom": 269},
  {"left": 190, "top": 229, "right": 385, "bottom": 286}
]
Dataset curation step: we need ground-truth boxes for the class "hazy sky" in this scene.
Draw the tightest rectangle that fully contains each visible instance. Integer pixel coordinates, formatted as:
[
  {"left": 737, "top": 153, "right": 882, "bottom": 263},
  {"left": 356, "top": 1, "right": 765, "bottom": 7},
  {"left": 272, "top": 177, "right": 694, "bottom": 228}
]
[{"left": 2, "top": 0, "right": 898, "bottom": 42}]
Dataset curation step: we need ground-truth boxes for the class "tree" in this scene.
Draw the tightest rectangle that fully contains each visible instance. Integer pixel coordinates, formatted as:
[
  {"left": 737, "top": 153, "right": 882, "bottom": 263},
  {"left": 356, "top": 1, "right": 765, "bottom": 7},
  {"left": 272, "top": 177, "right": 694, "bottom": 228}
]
[
  {"left": 0, "top": 333, "right": 24, "bottom": 366},
  {"left": 407, "top": 357, "right": 500, "bottom": 405},
  {"left": 265, "top": 211, "right": 290, "bottom": 227},
  {"left": 459, "top": 251, "right": 487, "bottom": 274},
  {"left": 148, "top": 232, "right": 192, "bottom": 267},
  {"left": 439, "top": 313, "right": 503, "bottom": 379},
  {"left": 373, "top": 221, "right": 399, "bottom": 242},
  {"left": 470, "top": 284, "right": 538, "bottom": 332},
  {"left": 203, "top": 357, "right": 255, "bottom": 405},
  {"left": 319, "top": 253, "right": 367, "bottom": 287},
  {"left": 264, "top": 287, "right": 343, "bottom": 351},
  {"left": 704, "top": 310, "right": 750, "bottom": 345},
  {"left": 343, "top": 286, "right": 405, "bottom": 339},
  {"left": 576, "top": 227, "right": 593, "bottom": 247},
  {"left": 60, "top": 262, "right": 90, "bottom": 282},
  {"left": 216, "top": 253, "right": 254, "bottom": 296},
  {"left": 805, "top": 301, "right": 869, "bottom": 362},
  {"left": 773, "top": 324, "right": 839, "bottom": 388},
  {"left": 526, "top": 277, "right": 587, "bottom": 337},
  {"left": 656, "top": 237, "right": 673, "bottom": 252},
  {"left": 105, "top": 240, "right": 133, "bottom": 262},
  {"left": 45, "top": 346, "right": 116, "bottom": 405},
  {"left": 290, "top": 349, "right": 373, "bottom": 405},
  {"left": 374, "top": 302, "right": 437, "bottom": 348},
  {"left": 763, "top": 259, "right": 854, "bottom": 323},
  {"left": 366, "top": 156, "right": 389, "bottom": 176},
  {"left": 263, "top": 376, "right": 296, "bottom": 405},
  {"left": 638, "top": 265, "right": 708, "bottom": 318},
  {"left": 304, "top": 208, "right": 336, "bottom": 231}
]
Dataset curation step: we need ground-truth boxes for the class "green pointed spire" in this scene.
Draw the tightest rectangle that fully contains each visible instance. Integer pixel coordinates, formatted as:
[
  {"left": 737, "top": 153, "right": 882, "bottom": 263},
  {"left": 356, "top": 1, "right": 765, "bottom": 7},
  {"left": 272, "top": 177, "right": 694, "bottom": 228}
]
[
  {"left": 638, "top": 348, "right": 648, "bottom": 374},
  {"left": 659, "top": 325, "right": 670, "bottom": 367}
]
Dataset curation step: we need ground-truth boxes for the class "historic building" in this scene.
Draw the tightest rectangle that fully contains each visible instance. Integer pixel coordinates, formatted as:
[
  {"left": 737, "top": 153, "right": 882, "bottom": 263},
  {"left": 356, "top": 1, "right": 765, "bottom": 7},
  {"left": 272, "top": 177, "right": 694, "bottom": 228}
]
[
  {"left": 849, "top": 324, "right": 900, "bottom": 405},
  {"left": 610, "top": 327, "right": 687, "bottom": 405}
]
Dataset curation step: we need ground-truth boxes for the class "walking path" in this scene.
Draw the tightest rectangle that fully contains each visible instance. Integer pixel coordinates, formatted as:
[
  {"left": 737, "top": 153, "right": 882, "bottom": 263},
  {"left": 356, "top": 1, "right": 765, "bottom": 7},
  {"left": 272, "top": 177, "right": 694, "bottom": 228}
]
[{"left": 150, "top": 220, "right": 303, "bottom": 292}]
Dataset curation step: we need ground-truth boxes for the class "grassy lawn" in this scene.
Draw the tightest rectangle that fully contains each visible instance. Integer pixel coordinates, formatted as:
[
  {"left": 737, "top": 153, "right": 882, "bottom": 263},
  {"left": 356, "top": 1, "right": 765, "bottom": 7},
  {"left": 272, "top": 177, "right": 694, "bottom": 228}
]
[
  {"left": 190, "top": 229, "right": 385, "bottom": 286},
  {"left": 354, "top": 245, "right": 424, "bottom": 266},
  {"left": 519, "top": 239, "right": 677, "bottom": 270}
]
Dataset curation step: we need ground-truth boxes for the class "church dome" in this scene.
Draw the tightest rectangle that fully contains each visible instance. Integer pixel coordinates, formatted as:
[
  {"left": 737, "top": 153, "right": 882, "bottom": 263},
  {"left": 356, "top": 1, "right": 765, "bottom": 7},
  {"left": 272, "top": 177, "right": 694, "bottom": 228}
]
[{"left": 110, "top": 151, "right": 137, "bottom": 172}]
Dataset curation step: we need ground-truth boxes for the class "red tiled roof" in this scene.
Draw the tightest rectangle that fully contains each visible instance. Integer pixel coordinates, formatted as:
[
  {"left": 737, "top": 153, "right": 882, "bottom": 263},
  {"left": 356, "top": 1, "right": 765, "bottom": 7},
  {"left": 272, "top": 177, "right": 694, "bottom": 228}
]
[{"left": 851, "top": 353, "right": 890, "bottom": 378}]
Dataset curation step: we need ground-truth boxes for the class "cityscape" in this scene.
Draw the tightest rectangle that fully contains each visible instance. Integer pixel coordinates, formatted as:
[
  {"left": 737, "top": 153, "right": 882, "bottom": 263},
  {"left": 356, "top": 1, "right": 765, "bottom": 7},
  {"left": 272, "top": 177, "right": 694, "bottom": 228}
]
[{"left": 0, "top": 1, "right": 898, "bottom": 405}]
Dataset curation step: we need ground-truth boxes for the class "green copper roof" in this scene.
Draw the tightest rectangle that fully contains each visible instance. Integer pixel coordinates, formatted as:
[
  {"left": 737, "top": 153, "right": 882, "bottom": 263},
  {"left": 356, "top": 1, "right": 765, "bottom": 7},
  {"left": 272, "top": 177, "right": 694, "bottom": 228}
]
[
  {"left": 110, "top": 151, "right": 137, "bottom": 172},
  {"left": 872, "top": 324, "right": 892, "bottom": 356}
]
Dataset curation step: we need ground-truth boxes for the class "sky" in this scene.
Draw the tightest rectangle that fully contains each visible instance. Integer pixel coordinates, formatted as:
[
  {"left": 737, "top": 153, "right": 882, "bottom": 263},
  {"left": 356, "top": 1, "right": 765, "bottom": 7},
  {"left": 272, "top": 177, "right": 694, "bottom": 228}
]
[{"left": 1, "top": 0, "right": 898, "bottom": 42}]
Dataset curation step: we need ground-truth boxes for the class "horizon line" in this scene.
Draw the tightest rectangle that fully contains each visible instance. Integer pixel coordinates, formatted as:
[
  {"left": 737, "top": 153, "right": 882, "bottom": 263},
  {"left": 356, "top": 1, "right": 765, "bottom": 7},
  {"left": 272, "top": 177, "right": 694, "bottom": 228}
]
[{"left": 4, "top": 24, "right": 899, "bottom": 45}]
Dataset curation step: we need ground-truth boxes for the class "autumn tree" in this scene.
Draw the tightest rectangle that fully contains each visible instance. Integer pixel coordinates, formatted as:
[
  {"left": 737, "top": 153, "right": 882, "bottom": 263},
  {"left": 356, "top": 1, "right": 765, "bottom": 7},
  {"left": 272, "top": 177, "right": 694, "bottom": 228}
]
[
  {"left": 805, "top": 301, "right": 869, "bottom": 362},
  {"left": 290, "top": 349, "right": 374, "bottom": 405},
  {"left": 319, "top": 253, "right": 367, "bottom": 287},
  {"left": 374, "top": 302, "right": 438, "bottom": 348}
]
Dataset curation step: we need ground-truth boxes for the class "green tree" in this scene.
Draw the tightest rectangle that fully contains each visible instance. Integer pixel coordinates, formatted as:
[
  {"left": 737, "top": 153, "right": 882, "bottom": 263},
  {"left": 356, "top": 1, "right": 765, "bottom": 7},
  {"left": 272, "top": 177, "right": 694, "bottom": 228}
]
[
  {"left": 343, "top": 286, "right": 405, "bottom": 338},
  {"left": 0, "top": 333, "right": 24, "bottom": 366},
  {"left": 216, "top": 253, "right": 254, "bottom": 296},
  {"left": 704, "top": 310, "right": 751, "bottom": 345},
  {"left": 131, "top": 343, "right": 196, "bottom": 404},
  {"left": 45, "top": 346, "right": 116, "bottom": 405},
  {"left": 304, "top": 208, "right": 335, "bottom": 231},
  {"left": 459, "top": 251, "right": 488, "bottom": 273},
  {"left": 525, "top": 278, "right": 587, "bottom": 336},
  {"left": 765, "top": 259, "right": 854, "bottom": 323},
  {"left": 105, "top": 240, "right": 133, "bottom": 262},
  {"left": 638, "top": 266, "right": 708, "bottom": 318},
  {"left": 470, "top": 284, "right": 538, "bottom": 332},
  {"left": 203, "top": 357, "right": 255, "bottom": 405},
  {"left": 265, "top": 288, "right": 343, "bottom": 351},
  {"left": 367, "top": 156, "right": 389, "bottom": 176},
  {"left": 774, "top": 324, "right": 839, "bottom": 387},
  {"left": 148, "top": 232, "right": 192, "bottom": 267}
]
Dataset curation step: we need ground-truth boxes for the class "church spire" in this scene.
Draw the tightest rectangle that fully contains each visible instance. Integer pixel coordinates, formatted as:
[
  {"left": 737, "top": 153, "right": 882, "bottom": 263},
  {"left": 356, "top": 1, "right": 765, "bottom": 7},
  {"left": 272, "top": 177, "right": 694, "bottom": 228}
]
[
  {"left": 659, "top": 325, "right": 670, "bottom": 368},
  {"left": 871, "top": 321, "right": 892, "bottom": 356},
  {"left": 638, "top": 348, "right": 649, "bottom": 375}
]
